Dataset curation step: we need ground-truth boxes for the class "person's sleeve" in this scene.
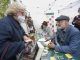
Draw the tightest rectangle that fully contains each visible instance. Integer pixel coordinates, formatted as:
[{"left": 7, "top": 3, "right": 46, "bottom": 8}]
[
  {"left": 54, "top": 31, "right": 80, "bottom": 54},
  {"left": 0, "top": 22, "right": 25, "bottom": 58}
]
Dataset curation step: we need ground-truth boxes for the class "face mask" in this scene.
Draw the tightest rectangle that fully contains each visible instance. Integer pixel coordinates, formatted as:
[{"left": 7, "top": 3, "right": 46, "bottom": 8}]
[{"left": 18, "top": 16, "right": 25, "bottom": 23}]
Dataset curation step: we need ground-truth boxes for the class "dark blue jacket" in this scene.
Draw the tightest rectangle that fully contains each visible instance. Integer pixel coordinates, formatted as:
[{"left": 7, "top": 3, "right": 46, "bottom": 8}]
[
  {"left": 0, "top": 15, "right": 25, "bottom": 60},
  {"left": 55, "top": 25, "right": 80, "bottom": 57}
]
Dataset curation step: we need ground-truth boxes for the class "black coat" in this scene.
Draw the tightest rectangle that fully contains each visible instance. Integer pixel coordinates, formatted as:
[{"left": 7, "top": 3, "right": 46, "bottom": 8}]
[{"left": 0, "top": 15, "right": 25, "bottom": 60}]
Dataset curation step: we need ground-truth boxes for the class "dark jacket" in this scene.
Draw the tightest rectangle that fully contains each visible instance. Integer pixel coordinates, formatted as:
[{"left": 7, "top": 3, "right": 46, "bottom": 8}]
[
  {"left": 0, "top": 15, "right": 25, "bottom": 60},
  {"left": 55, "top": 25, "right": 80, "bottom": 57}
]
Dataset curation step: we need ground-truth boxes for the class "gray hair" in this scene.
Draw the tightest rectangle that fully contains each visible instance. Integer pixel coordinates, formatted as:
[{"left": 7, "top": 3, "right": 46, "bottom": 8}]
[{"left": 5, "top": 2, "right": 26, "bottom": 15}]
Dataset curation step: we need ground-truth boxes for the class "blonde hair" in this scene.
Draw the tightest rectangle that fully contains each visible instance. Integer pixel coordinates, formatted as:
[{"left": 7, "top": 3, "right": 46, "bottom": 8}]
[{"left": 5, "top": 2, "right": 26, "bottom": 15}]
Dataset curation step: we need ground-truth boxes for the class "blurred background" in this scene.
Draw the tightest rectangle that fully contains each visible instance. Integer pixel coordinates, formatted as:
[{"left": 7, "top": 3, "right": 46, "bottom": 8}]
[{"left": 0, "top": 0, "right": 80, "bottom": 31}]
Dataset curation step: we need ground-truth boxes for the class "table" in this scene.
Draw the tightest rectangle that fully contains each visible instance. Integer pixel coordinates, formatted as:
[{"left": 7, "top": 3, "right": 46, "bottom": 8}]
[
  {"left": 38, "top": 41, "right": 80, "bottom": 60},
  {"left": 30, "top": 32, "right": 80, "bottom": 60},
  {"left": 46, "top": 49, "right": 80, "bottom": 60}
]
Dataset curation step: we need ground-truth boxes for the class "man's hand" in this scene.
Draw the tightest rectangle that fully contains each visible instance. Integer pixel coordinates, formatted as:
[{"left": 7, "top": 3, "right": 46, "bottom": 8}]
[{"left": 48, "top": 42, "right": 55, "bottom": 49}]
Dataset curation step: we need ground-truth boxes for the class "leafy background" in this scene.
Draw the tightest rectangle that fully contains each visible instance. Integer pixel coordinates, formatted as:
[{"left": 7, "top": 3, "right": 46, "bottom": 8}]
[{"left": 0, "top": 0, "right": 9, "bottom": 18}]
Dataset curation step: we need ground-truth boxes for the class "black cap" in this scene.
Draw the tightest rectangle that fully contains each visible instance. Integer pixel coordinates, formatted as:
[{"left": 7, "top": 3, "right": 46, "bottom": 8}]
[
  {"left": 73, "top": 15, "right": 80, "bottom": 20},
  {"left": 72, "top": 15, "right": 80, "bottom": 25},
  {"left": 55, "top": 15, "right": 70, "bottom": 21}
]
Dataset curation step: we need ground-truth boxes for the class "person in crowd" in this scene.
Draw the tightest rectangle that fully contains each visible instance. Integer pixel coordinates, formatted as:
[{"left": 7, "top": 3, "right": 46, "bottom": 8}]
[
  {"left": 0, "top": 2, "right": 33, "bottom": 60},
  {"left": 25, "top": 16, "right": 35, "bottom": 34},
  {"left": 40, "top": 21, "right": 53, "bottom": 39},
  {"left": 48, "top": 15, "right": 80, "bottom": 57},
  {"left": 72, "top": 8, "right": 80, "bottom": 30}
]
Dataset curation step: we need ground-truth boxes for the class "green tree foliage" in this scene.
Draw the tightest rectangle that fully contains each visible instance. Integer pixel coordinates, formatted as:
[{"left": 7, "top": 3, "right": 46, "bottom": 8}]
[{"left": 0, "top": 0, "right": 9, "bottom": 18}]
